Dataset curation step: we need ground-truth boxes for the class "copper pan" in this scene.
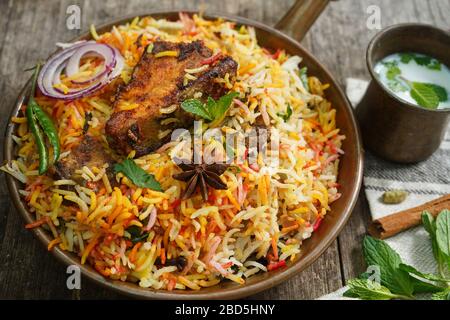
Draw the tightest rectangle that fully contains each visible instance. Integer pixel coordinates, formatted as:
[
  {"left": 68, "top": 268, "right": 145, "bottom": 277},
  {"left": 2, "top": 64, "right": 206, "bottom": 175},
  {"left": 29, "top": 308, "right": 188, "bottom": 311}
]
[{"left": 4, "top": 0, "right": 363, "bottom": 299}]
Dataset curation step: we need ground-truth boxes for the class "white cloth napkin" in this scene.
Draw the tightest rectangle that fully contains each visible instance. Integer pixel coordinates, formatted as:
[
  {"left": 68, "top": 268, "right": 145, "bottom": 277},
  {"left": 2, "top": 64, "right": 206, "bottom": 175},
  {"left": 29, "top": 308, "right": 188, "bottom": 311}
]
[{"left": 318, "top": 78, "right": 450, "bottom": 299}]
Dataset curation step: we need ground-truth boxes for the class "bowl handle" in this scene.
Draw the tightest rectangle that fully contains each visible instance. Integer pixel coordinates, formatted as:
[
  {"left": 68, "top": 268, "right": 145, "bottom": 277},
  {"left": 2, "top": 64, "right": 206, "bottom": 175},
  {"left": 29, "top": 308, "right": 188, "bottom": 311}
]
[{"left": 275, "top": 0, "right": 333, "bottom": 41}]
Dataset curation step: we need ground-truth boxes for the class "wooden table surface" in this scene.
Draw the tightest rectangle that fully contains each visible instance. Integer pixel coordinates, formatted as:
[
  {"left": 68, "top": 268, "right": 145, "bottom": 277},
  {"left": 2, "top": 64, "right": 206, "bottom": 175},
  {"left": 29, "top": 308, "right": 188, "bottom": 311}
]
[{"left": 1, "top": 0, "right": 449, "bottom": 300}]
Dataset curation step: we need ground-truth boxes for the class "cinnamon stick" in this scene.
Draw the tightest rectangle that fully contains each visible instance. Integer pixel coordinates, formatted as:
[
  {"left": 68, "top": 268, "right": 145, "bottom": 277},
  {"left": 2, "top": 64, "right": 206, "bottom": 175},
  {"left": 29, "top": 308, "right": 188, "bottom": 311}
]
[{"left": 368, "top": 194, "right": 450, "bottom": 239}]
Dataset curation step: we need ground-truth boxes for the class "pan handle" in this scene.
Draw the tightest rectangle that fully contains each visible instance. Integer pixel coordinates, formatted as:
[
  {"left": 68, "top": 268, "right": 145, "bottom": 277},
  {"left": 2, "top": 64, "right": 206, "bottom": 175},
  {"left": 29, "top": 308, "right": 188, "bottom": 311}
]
[{"left": 275, "top": 0, "right": 333, "bottom": 41}]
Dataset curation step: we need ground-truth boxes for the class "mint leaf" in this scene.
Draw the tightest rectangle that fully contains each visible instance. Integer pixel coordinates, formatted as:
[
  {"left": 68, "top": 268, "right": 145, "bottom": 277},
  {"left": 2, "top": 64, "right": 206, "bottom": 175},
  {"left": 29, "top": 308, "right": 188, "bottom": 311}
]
[
  {"left": 410, "top": 82, "right": 440, "bottom": 109},
  {"left": 181, "top": 99, "right": 213, "bottom": 121},
  {"left": 210, "top": 92, "right": 239, "bottom": 120},
  {"left": 427, "top": 84, "right": 448, "bottom": 102},
  {"left": 401, "top": 53, "right": 441, "bottom": 70},
  {"left": 426, "top": 60, "right": 441, "bottom": 71},
  {"left": 386, "top": 64, "right": 401, "bottom": 80},
  {"left": 343, "top": 279, "right": 399, "bottom": 300},
  {"left": 413, "top": 55, "right": 432, "bottom": 66},
  {"left": 398, "top": 263, "right": 449, "bottom": 293},
  {"left": 363, "top": 236, "right": 414, "bottom": 297},
  {"left": 277, "top": 104, "right": 292, "bottom": 122},
  {"left": 399, "top": 263, "right": 449, "bottom": 282},
  {"left": 422, "top": 211, "right": 436, "bottom": 235},
  {"left": 125, "top": 225, "right": 149, "bottom": 244},
  {"left": 299, "top": 67, "right": 309, "bottom": 91},
  {"left": 422, "top": 211, "right": 449, "bottom": 279},
  {"left": 410, "top": 277, "right": 445, "bottom": 293},
  {"left": 432, "top": 288, "right": 450, "bottom": 300},
  {"left": 381, "top": 61, "right": 408, "bottom": 93},
  {"left": 400, "top": 53, "right": 414, "bottom": 64},
  {"left": 114, "top": 159, "right": 162, "bottom": 191},
  {"left": 436, "top": 209, "right": 450, "bottom": 258},
  {"left": 181, "top": 92, "right": 238, "bottom": 123},
  {"left": 382, "top": 60, "right": 398, "bottom": 69},
  {"left": 414, "top": 55, "right": 441, "bottom": 71}
]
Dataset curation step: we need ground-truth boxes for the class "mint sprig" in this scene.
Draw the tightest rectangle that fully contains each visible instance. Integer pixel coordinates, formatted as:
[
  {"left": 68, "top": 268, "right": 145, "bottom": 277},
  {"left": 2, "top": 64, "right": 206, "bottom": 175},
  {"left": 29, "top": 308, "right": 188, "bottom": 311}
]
[
  {"left": 181, "top": 92, "right": 239, "bottom": 123},
  {"left": 344, "top": 209, "right": 450, "bottom": 300}
]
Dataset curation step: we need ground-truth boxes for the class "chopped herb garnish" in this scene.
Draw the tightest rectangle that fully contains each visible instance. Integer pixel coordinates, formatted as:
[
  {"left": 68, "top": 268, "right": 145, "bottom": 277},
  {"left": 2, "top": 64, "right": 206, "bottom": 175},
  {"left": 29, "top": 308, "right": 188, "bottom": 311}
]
[
  {"left": 114, "top": 158, "right": 162, "bottom": 191},
  {"left": 277, "top": 104, "right": 292, "bottom": 122},
  {"left": 125, "top": 225, "right": 149, "bottom": 244},
  {"left": 382, "top": 61, "right": 408, "bottom": 93},
  {"left": 384, "top": 61, "right": 401, "bottom": 80},
  {"left": 146, "top": 43, "right": 154, "bottom": 53},
  {"left": 299, "top": 67, "right": 309, "bottom": 91},
  {"left": 82, "top": 112, "right": 92, "bottom": 134},
  {"left": 227, "top": 165, "right": 242, "bottom": 173}
]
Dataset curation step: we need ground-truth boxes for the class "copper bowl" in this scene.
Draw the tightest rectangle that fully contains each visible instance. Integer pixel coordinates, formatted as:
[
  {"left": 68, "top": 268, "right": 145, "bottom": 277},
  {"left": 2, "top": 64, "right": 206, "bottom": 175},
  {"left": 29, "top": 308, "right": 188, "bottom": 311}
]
[
  {"left": 357, "top": 23, "right": 450, "bottom": 163},
  {"left": 3, "top": 10, "right": 363, "bottom": 299}
]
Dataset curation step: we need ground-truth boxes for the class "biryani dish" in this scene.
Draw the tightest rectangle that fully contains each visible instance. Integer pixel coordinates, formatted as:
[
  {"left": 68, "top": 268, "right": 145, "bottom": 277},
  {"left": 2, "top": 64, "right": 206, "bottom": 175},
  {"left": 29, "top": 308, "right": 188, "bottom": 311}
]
[{"left": 3, "top": 13, "right": 345, "bottom": 291}]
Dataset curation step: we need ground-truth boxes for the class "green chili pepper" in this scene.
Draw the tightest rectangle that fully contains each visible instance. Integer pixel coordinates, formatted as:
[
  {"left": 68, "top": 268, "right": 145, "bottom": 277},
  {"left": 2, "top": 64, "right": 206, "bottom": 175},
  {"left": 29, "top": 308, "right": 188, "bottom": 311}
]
[
  {"left": 33, "top": 103, "right": 60, "bottom": 163},
  {"left": 26, "top": 63, "right": 61, "bottom": 174},
  {"left": 26, "top": 99, "right": 48, "bottom": 175}
]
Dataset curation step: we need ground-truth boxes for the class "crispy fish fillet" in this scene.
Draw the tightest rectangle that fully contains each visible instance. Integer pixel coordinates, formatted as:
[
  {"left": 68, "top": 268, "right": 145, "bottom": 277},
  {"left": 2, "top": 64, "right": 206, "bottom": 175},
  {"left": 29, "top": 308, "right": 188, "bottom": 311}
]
[
  {"left": 54, "top": 135, "right": 116, "bottom": 184},
  {"left": 105, "top": 40, "right": 238, "bottom": 156}
]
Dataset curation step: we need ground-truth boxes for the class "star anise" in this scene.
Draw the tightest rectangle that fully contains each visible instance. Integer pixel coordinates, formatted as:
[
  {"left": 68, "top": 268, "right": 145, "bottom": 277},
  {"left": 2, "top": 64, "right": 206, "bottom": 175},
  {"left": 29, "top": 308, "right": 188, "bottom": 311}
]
[{"left": 172, "top": 162, "right": 230, "bottom": 201}]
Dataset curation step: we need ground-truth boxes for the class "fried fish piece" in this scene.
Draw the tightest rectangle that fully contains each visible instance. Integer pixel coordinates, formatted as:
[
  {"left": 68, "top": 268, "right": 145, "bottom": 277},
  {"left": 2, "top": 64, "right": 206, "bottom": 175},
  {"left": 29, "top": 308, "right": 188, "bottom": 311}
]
[
  {"left": 54, "top": 135, "right": 116, "bottom": 185},
  {"left": 105, "top": 40, "right": 237, "bottom": 156}
]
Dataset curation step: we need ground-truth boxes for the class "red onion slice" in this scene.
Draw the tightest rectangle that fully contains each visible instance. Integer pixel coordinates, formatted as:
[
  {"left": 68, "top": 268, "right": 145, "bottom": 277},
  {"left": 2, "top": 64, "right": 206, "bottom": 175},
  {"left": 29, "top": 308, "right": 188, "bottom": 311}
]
[
  {"left": 66, "top": 43, "right": 116, "bottom": 84},
  {"left": 52, "top": 61, "right": 67, "bottom": 86},
  {"left": 37, "top": 41, "right": 89, "bottom": 98},
  {"left": 37, "top": 41, "right": 124, "bottom": 100},
  {"left": 110, "top": 47, "right": 124, "bottom": 79}
]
